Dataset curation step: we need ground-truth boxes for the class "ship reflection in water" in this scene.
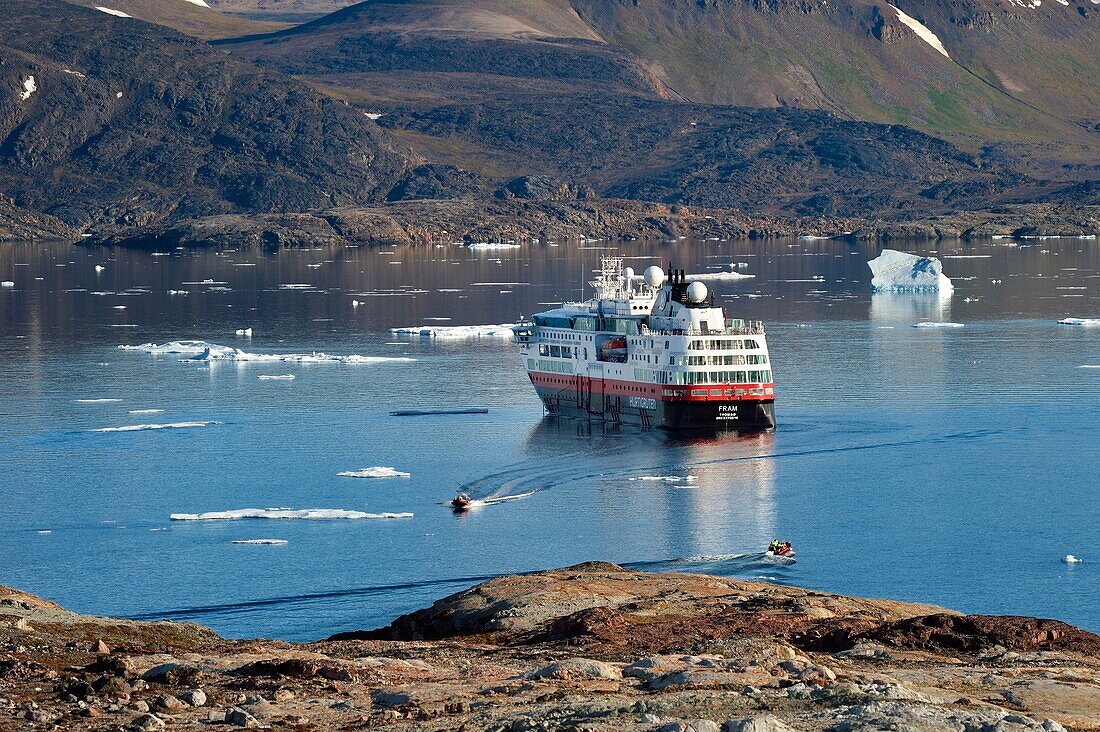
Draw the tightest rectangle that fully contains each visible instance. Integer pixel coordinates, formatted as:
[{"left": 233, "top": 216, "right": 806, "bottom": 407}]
[{"left": 525, "top": 417, "right": 784, "bottom": 579}]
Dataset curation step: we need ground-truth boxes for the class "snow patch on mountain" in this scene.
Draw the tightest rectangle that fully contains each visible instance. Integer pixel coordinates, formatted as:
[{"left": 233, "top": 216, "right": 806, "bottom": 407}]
[
  {"left": 95, "top": 6, "right": 133, "bottom": 17},
  {"left": 19, "top": 76, "right": 36, "bottom": 102},
  {"left": 890, "top": 5, "right": 950, "bottom": 59}
]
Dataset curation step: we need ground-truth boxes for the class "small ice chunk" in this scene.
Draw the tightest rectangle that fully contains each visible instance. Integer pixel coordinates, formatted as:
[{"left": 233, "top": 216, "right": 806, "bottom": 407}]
[
  {"left": 913, "top": 321, "right": 964, "bottom": 328},
  {"left": 257, "top": 374, "right": 295, "bottom": 380},
  {"left": 128, "top": 409, "right": 164, "bottom": 414},
  {"left": 1059, "top": 318, "right": 1100, "bottom": 326},
  {"left": 629, "top": 475, "right": 699, "bottom": 483},
  {"left": 75, "top": 398, "right": 122, "bottom": 403},
  {"left": 337, "top": 466, "right": 411, "bottom": 479},
  {"left": 1064, "top": 554, "right": 1082, "bottom": 564},
  {"left": 95, "top": 6, "right": 132, "bottom": 16},
  {"left": 869, "top": 249, "right": 953, "bottom": 292},
  {"left": 19, "top": 76, "right": 36, "bottom": 101},
  {"left": 1, "top": 281, "right": 14, "bottom": 288},
  {"left": 232, "top": 539, "right": 288, "bottom": 545},
  {"left": 235, "top": 327, "right": 253, "bottom": 337},
  {"left": 95, "top": 264, "right": 106, "bottom": 272}
]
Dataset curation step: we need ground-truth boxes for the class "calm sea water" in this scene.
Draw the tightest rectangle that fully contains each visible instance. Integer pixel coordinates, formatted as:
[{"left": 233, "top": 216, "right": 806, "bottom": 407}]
[{"left": 1, "top": 238, "right": 1097, "bottom": 641}]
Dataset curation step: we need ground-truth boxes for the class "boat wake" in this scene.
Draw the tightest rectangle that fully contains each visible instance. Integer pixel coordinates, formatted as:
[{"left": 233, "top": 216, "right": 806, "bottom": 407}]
[{"left": 446, "top": 491, "right": 537, "bottom": 509}]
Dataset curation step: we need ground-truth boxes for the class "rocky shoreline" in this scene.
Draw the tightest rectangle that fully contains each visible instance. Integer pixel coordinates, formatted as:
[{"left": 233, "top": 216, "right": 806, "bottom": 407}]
[
  {"left": 5, "top": 196, "right": 1099, "bottom": 249},
  {"left": 3, "top": 563, "right": 1099, "bottom": 731},
  {"left": 74, "top": 200, "right": 1100, "bottom": 250}
]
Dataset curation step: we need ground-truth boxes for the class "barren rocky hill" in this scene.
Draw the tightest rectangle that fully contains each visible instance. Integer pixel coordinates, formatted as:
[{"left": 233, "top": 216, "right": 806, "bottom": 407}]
[
  {"left": 0, "top": 0, "right": 410, "bottom": 230},
  {"left": 2, "top": 563, "right": 1099, "bottom": 730}
]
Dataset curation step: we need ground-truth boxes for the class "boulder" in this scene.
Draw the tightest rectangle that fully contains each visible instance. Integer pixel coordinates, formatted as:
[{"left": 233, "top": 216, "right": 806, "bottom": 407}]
[
  {"left": 722, "top": 715, "right": 794, "bottom": 732},
  {"left": 179, "top": 689, "right": 207, "bottom": 707},
  {"left": 129, "top": 714, "right": 166, "bottom": 731},
  {"left": 142, "top": 662, "right": 201, "bottom": 686},
  {"left": 225, "top": 706, "right": 261, "bottom": 728}
]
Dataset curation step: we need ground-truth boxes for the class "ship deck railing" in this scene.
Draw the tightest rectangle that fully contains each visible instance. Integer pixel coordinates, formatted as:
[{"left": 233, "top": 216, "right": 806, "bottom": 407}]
[{"left": 641, "top": 321, "right": 765, "bottom": 337}]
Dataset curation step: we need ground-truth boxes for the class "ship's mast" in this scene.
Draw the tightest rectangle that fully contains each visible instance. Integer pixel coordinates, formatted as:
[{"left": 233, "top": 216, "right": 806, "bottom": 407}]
[{"left": 589, "top": 256, "right": 628, "bottom": 300}]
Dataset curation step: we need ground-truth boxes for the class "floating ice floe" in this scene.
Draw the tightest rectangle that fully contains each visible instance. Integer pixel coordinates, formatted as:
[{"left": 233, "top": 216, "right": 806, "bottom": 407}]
[
  {"left": 688, "top": 265, "right": 755, "bottom": 281},
  {"left": 91, "top": 421, "right": 220, "bottom": 432},
  {"left": 128, "top": 409, "right": 164, "bottom": 414},
  {"left": 232, "top": 539, "right": 288, "bottom": 545},
  {"left": 629, "top": 475, "right": 699, "bottom": 483},
  {"left": 235, "top": 328, "right": 252, "bottom": 337},
  {"left": 95, "top": 6, "right": 132, "bottom": 16},
  {"left": 170, "top": 508, "right": 413, "bottom": 521},
  {"left": 75, "top": 398, "right": 122, "bottom": 404},
  {"left": 468, "top": 243, "right": 521, "bottom": 250},
  {"left": 1059, "top": 318, "right": 1100, "bottom": 326},
  {"left": 279, "top": 284, "right": 314, "bottom": 290},
  {"left": 869, "top": 249, "right": 953, "bottom": 292},
  {"left": 338, "top": 466, "right": 411, "bottom": 479},
  {"left": 913, "top": 322, "right": 964, "bottom": 328},
  {"left": 19, "top": 76, "right": 36, "bottom": 102},
  {"left": 1064, "top": 554, "right": 1082, "bottom": 564},
  {"left": 889, "top": 4, "right": 950, "bottom": 58},
  {"left": 1, "top": 281, "right": 14, "bottom": 288},
  {"left": 94, "top": 264, "right": 106, "bottom": 272},
  {"left": 257, "top": 374, "right": 295, "bottom": 380},
  {"left": 119, "top": 340, "right": 415, "bottom": 364},
  {"left": 389, "top": 323, "right": 516, "bottom": 338}
]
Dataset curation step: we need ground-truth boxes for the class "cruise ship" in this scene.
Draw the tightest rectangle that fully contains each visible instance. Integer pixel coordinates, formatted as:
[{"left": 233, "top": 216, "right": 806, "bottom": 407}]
[{"left": 512, "top": 257, "right": 776, "bottom": 431}]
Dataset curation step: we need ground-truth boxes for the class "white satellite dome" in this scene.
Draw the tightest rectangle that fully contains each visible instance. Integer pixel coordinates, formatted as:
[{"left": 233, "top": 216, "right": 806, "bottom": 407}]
[
  {"left": 686, "top": 281, "right": 708, "bottom": 303},
  {"left": 622, "top": 266, "right": 635, "bottom": 280},
  {"left": 643, "top": 265, "right": 665, "bottom": 287}
]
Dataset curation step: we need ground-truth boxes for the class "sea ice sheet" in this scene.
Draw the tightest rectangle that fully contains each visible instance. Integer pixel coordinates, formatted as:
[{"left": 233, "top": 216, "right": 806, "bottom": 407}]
[
  {"left": 389, "top": 324, "right": 516, "bottom": 338},
  {"left": 119, "top": 341, "right": 414, "bottom": 364},
  {"left": 868, "top": 249, "right": 953, "bottom": 292},
  {"left": 170, "top": 508, "right": 413, "bottom": 521},
  {"left": 337, "top": 467, "right": 411, "bottom": 479}
]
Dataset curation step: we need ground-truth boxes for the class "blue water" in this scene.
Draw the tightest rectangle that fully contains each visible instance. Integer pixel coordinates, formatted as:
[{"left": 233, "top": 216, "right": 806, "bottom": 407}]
[{"left": 0, "top": 239, "right": 1097, "bottom": 640}]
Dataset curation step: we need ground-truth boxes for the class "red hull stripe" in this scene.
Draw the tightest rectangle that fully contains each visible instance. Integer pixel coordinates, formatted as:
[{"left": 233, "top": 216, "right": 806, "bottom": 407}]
[{"left": 527, "top": 371, "right": 775, "bottom": 403}]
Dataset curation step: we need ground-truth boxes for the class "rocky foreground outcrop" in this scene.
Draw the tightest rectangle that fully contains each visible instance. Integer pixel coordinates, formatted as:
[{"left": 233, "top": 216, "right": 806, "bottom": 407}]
[{"left": 3, "top": 563, "right": 1100, "bottom": 731}]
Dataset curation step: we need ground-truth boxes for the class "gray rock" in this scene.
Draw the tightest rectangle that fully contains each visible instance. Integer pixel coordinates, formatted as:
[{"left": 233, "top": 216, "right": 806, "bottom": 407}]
[
  {"left": 225, "top": 706, "right": 261, "bottom": 728},
  {"left": 722, "top": 715, "right": 794, "bottom": 732},
  {"left": 245, "top": 699, "right": 277, "bottom": 719},
  {"left": 151, "top": 694, "right": 185, "bottom": 712},
  {"left": 179, "top": 689, "right": 207, "bottom": 707},
  {"left": 1042, "top": 721, "right": 1067, "bottom": 732},
  {"left": 142, "top": 662, "right": 200, "bottom": 686},
  {"left": 641, "top": 713, "right": 663, "bottom": 724},
  {"left": 130, "top": 700, "right": 150, "bottom": 713},
  {"left": 130, "top": 714, "right": 166, "bottom": 731},
  {"left": 686, "top": 721, "right": 720, "bottom": 732}
]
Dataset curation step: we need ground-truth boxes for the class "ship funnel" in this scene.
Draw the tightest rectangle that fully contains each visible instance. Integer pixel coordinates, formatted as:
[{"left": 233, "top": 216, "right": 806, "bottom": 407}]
[
  {"left": 643, "top": 265, "right": 665, "bottom": 288},
  {"left": 687, "top": 281, "right": 708, "bottom": 303}
]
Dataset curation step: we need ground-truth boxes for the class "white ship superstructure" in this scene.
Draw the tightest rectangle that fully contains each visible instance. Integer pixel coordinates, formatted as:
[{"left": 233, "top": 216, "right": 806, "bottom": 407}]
[{"left": 513, "top": 257, "right": 776, "bottom": 430}]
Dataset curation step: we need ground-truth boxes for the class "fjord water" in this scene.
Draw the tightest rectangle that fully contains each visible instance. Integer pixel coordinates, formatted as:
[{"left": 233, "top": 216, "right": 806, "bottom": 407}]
[{"left": 0, "top": 239, "right": 1097, "bottom": 641}]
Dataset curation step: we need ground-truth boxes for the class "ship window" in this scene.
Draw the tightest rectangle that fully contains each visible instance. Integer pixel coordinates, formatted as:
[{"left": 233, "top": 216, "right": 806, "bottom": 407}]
[
  {"left": 744, "top": 339, "right": 759, "bottom": 349},
  {"left": 710, "top": 388, "right": 722, "bottom": 396},
  {"left": 539, "top": 345, "right": 549, "bottom": 356},
  {"left": 550, "top": 345, "right": 561, "bottom": 357}
]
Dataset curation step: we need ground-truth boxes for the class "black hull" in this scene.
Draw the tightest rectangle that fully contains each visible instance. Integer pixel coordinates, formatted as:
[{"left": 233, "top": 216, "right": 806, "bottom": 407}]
[{"left": 534, "top": 386, "right": 775, "bottom": 432}]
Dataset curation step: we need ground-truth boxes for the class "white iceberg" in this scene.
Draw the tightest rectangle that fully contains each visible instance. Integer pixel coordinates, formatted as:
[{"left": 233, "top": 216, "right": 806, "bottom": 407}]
[
  {"left": 1059, "top": 318, "right": 1100, "bottom": 327},
  {"left": 257, "top": 374, "right": 295, "bottom": 380},
  {"left": 119, "top": 340, "right": 414, "bottom": 364},
  {"left": 231, "top": 539, "right": 288, "bottom": 545},
  {"left": 337, "top": 466, "right": 411, "bottom": 479},
  {"left": 868, "top": 249, "right": 953, "bottom": 292},
  {"left": 1064, "top": 554, "right": 1082, "bottom": 564},
  {"left": 170, "top": 508, "right": 413, "bottom": 521},
  {"left": 913, "top": 322, "right": 964, "bottom": 328},
  {"left": 389, "top": 324, "right": 516, "bottom": 338}
]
